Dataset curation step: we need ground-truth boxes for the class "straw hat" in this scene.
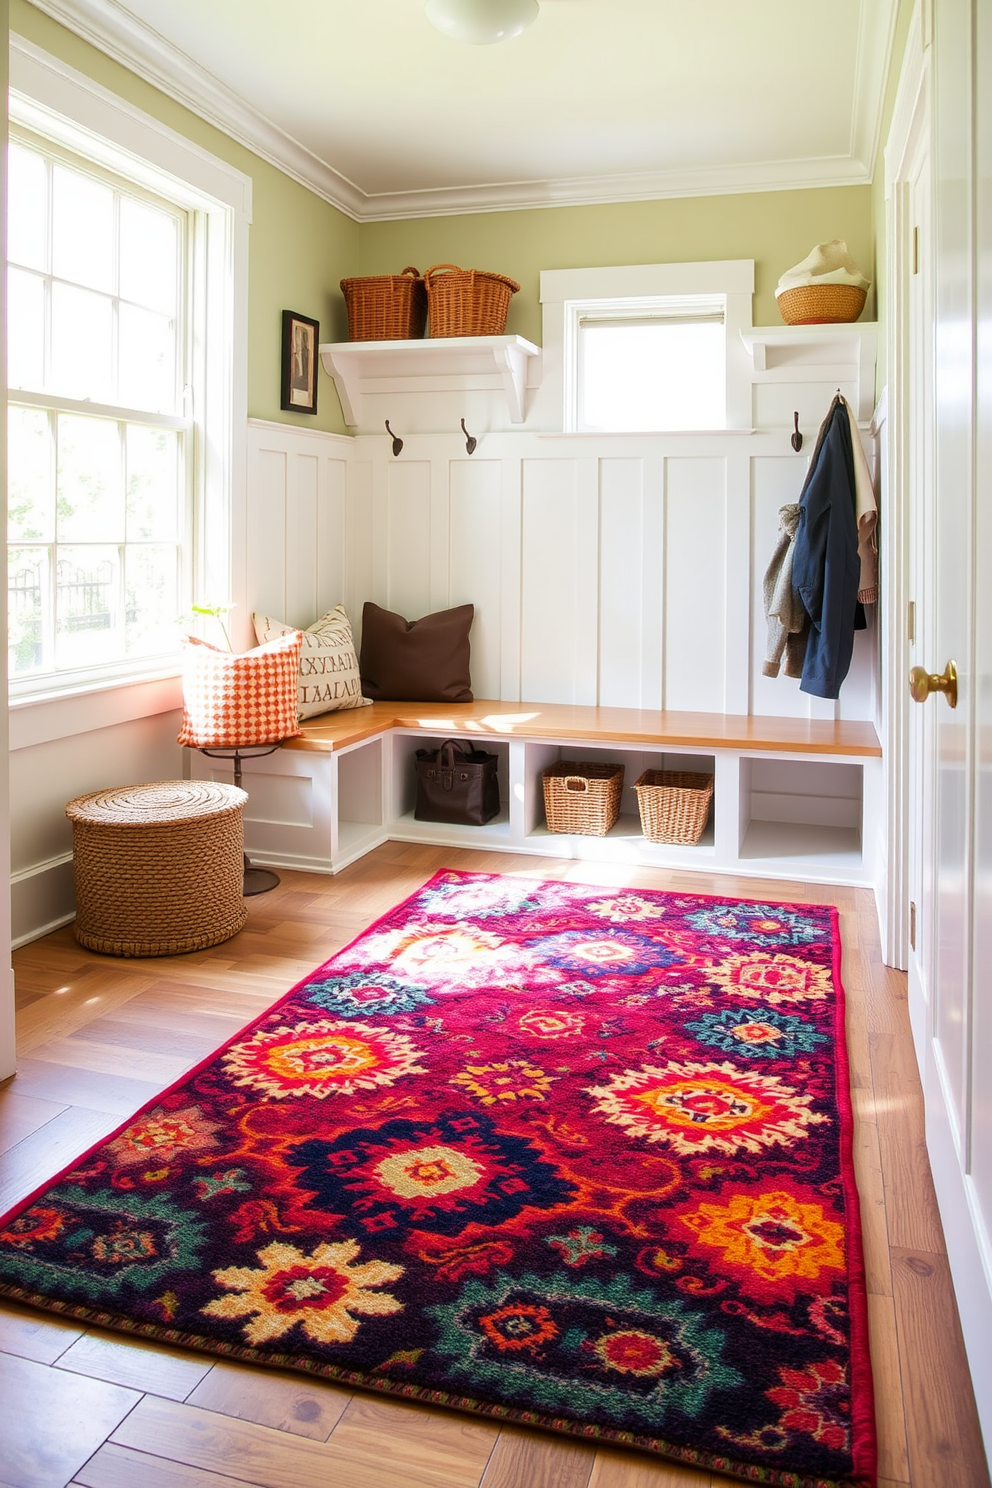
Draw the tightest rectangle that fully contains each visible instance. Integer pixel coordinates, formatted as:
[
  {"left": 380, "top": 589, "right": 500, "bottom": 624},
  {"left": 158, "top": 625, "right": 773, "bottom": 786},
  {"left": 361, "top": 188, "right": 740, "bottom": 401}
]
[{"left": 776, "top": 240, "right": 870, "bottom": 298}]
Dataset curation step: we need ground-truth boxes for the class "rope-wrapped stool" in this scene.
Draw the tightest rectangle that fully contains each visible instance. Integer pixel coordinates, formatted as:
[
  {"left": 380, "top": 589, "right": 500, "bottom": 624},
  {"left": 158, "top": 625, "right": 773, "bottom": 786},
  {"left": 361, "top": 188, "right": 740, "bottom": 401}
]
[{"left": 66, "top": 780, "right": 249, "bottom": 957}]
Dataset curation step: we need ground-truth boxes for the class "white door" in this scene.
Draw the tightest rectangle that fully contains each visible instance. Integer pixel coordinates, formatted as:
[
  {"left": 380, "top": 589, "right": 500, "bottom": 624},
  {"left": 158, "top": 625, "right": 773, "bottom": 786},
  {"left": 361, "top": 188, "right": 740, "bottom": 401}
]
[
  {"left": 909, "top": 0, "right": 992, "bottom": 1436},
  {"left": 0, "top": 30, "right": 12, "bottom": 1081},
  {"left": 926, "top": 0, "right": 975, "bottom": 1170},
  {"left": 967, "top": 0, "right": 992, "bottom": 1362}
]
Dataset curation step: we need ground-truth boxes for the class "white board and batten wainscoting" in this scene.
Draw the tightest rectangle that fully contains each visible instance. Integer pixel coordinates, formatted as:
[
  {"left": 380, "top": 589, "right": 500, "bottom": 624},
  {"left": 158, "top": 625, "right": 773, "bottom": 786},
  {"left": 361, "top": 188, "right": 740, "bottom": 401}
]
[{"left": 193, "top": 313, "right": 884, "bottom": 910}]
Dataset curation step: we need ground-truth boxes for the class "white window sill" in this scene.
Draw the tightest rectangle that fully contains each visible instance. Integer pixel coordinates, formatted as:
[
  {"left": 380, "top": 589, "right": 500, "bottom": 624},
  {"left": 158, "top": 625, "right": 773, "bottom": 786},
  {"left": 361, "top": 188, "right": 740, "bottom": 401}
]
[{"left": 9, "top": 667, "right": 183, "bottom": 751}]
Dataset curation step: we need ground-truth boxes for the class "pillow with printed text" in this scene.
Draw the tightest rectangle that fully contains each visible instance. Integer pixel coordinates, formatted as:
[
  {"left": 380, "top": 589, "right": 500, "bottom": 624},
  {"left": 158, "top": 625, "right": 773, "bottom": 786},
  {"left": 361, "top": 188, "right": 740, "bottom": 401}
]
[{"left": 253, "top": 605, "right": 372, "bottom": 720}]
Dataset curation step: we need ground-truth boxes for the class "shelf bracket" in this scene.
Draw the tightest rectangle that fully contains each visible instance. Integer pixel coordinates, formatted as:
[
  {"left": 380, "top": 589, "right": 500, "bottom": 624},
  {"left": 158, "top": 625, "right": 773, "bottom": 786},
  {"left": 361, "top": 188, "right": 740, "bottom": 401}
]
[
  {"left": 323, "top": 350, "right": 360, "bottom": 426},
  {"left": 491, "top": 339, "right": 529, "bottom": 424}
]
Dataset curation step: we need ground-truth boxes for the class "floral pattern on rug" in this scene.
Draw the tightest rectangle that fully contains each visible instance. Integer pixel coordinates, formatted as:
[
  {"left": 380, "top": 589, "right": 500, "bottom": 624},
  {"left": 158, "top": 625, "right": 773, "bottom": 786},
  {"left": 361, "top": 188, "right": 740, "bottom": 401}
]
[{"left": 0, "top": 870, "right": 874, "bottom": 1488}]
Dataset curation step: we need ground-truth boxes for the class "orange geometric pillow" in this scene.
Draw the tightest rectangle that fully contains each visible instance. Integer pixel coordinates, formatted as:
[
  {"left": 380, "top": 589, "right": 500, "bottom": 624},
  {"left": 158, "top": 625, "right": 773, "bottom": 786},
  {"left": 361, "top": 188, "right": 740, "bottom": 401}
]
[{"left": 177, "top": 632, "right": 304, "bottom": 748}]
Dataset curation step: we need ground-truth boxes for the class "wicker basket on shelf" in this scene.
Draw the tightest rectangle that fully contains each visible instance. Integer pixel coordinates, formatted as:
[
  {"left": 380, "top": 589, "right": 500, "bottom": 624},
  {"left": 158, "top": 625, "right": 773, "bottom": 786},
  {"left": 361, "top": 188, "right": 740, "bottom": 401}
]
[
  {"left": 424, "top": 263, "right": 520, "bottom": 337},
  {"left": 634, "top": 770, "right": 714, "bottom": 845},
  {"left": 776, "top": 283, "right": 867, "bottom": 326},
  {"left": 542, "top": 761, "right": 624, "bottom": 836},
  {"left": 340, "top": 267, "right": 427, "bottom": 341}
]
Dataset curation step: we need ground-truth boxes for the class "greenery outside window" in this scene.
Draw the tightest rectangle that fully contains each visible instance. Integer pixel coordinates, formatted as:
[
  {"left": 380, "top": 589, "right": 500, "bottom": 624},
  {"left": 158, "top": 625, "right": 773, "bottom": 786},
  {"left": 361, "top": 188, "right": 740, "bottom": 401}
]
[
  {"left": 7, "top": 130, "right": 191, "bottom": 688},
  {"left": 7, "top": 34, "right": 251, "bottom": 708}
]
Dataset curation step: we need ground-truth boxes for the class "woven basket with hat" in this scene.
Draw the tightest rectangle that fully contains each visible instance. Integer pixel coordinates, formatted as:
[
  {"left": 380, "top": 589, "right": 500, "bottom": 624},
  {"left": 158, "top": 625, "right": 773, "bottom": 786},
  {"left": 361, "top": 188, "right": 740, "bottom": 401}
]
[
  {"left": 775, "top": 240, "right": 870, "bottom": 326},
  {"left": 424, "top": 263, "right": 520, "bottom": 338}
]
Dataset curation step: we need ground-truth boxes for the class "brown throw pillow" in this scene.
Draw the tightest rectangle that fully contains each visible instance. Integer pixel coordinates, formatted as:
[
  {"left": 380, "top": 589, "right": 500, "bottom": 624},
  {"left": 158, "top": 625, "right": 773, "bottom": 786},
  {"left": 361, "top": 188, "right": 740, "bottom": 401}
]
[{"left": 359, "top": 602, "right": 474, "bottom": 702}]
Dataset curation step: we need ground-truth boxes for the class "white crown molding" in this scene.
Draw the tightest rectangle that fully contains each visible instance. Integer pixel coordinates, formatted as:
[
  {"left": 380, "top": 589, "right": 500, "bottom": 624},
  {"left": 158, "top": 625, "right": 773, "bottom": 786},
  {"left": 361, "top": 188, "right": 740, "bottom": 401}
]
[
  {"left": 24, "top": 0, "right": 876, "bottom": 223},
  {"left": 355, "top": 156, "right": 870, "bottom": 223},
  {"left": 883, "top": 0, "right": 927, "bottom": 199},
  {"left": 23, "top": 0, "right": 369, "bottom": 220},
  {"left": 850, "top": 0, "right": 901, "bottom": 180}
]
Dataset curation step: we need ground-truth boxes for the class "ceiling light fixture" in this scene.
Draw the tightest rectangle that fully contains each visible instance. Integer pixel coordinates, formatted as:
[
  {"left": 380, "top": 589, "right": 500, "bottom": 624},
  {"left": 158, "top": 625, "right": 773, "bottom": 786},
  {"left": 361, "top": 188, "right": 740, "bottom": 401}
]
[{"left": 425, "top": 0, "right": 539, "bottom": 46}]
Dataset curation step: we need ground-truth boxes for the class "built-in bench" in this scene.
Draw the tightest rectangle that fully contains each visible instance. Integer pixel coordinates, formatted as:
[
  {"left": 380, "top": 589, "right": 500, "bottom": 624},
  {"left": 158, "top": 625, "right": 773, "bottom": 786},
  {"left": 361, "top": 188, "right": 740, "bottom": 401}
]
[{"left": 189, "top": 701, "right": 882, "bottom": 890}]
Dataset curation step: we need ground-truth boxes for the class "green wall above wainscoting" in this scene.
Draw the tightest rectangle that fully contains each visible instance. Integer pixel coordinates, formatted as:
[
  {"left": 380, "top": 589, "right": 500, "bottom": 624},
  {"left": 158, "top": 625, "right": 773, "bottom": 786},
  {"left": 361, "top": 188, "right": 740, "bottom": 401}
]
[
  {"left": 10, "top": 0, "right": 361, "bottom": 435},
  {"left": 11, "top": 0, "right": 879, "bottom": 430},
  {"left": 358, "top": 186, "right": 875, "bottom": 346}
]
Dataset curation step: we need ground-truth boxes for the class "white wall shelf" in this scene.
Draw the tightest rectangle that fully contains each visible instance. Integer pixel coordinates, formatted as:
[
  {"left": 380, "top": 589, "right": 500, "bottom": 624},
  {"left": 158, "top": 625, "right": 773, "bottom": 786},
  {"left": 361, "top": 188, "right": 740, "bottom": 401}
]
[
  {"left": 740, "top": 322, "right": 878, "bottom": 422},
  {"left": 319, "top": 335, "right": 541, "bottom": 427}
]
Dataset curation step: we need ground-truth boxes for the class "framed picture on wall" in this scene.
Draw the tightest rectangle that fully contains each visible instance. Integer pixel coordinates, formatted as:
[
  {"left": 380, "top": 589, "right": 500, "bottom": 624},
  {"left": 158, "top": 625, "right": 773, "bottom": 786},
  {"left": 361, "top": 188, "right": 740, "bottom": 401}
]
[{"left": 281, "top": 310, "right": 319, "bottom": 414}]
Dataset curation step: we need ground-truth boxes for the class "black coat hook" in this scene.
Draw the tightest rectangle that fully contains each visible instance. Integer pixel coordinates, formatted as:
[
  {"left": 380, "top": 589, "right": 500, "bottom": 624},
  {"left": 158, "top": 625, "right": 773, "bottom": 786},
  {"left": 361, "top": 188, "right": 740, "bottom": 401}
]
[
  {"left": 385, "top": 420, "right": 403, "bottom": 457},
  {"left": 461, "top": 419, "right": 477, "bottom": 456},
  {"left": 791, "top": 411, "right": 803, "bottom": 452}
]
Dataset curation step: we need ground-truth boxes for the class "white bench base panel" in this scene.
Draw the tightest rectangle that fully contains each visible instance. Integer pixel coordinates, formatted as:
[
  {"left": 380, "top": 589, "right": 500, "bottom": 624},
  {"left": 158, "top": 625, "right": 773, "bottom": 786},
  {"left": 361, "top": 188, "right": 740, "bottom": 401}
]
[{"left": 189, "top": 725, "right": 881, "bottom": 892}]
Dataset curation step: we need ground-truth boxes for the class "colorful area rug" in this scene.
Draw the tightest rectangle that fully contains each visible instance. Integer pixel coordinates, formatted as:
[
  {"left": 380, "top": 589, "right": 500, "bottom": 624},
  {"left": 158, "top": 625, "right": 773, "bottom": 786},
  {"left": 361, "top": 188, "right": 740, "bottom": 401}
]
[{"left": 0, "top": 871, "right": 875, "bottom": 1488}]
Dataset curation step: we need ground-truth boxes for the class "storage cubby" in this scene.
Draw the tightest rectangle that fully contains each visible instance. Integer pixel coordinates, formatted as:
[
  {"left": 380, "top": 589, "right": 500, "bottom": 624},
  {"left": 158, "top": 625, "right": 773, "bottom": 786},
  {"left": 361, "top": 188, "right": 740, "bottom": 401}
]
[
  {"left": 523, "top": 742, "right": 716, "bottom": 857},
  {"left": 189, "top": 745, "right": 338, "bottom": 873},
  {"left": 335, "top": 737, "right": 385, "bottom": 866},
  {"left": 738, "top": 755, "right": 863, "bottom": 871},
  {"left": 386, "top": 731, "right": 513, "bottom": 843},
  {"left": 205, "top": 705, "right": 879, "bottom": 890}
]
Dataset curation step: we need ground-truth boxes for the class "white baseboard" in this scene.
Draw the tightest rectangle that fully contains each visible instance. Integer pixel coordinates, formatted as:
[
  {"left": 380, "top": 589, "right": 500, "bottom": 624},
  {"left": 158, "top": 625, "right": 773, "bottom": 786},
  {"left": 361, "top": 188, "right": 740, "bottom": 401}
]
[
  {"left": 11, "top": 855, "right": 75, "bottom": 949},
  {"left": 925, "top": 1042, "right": 992, "bottom": 1455}
]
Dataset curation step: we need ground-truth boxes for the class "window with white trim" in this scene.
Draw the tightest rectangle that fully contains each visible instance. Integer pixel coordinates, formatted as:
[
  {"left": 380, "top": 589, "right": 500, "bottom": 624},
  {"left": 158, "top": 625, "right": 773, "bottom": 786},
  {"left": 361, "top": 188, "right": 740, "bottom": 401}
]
[
  {"left": 8, "top": 128, "right": 190, "bottom": 685},
  {"left": 7, "top": 34, "right": 251, "bottom": 705},
  {"left": 541, "top": 261, "right": 754, "bottom": 434}
]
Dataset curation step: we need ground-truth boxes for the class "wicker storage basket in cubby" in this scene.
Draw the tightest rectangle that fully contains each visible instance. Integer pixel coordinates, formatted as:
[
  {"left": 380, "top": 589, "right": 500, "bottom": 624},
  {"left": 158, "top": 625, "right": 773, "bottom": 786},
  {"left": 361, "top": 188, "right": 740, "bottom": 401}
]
[
  {"left": 340, "top": 267, "right": 427, "bottom": 341},
  {"left": 542, "top": 761, "right": 624, "bottom": 836},
  {"left": 634, "top": 769, "right": 714, "bottom": 845}
]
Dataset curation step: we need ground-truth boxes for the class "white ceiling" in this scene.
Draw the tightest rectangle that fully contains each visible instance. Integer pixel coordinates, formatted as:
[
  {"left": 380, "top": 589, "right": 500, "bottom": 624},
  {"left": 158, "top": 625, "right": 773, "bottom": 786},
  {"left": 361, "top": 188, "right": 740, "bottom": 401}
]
[{"left": 23, "top": 0, "right": 899, "bottom": 221}]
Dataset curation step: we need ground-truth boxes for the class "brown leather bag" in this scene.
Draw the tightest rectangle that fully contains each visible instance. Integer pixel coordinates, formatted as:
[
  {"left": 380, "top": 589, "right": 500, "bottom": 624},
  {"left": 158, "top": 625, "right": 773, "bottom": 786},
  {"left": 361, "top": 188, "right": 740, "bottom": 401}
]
[{"left": 414, "top": 739, "right": 500, "bottom": 825}]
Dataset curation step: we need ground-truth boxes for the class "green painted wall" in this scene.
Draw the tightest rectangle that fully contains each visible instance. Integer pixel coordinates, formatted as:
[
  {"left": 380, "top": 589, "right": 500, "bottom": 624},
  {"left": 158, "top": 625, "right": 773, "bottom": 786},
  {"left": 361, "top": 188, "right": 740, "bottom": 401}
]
[
  {"left": 359, "top": 185, "right": 875, "bottom": 343},
  {"left": 12, "top": 1, "right": 892, "bottom": 416},
  {"left": 10, "top": 0, "right": 360, "bottom": 434}
]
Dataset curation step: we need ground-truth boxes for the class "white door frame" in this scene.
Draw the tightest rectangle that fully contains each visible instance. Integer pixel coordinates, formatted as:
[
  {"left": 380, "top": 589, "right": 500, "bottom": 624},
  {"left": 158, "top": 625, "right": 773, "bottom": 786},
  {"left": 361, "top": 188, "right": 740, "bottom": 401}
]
[
  {"left": 880, "top": 2, "right": 929, "bottom": 971},
  {"left": 0, "top": 0, "right": 13, "bottom": 1083}
]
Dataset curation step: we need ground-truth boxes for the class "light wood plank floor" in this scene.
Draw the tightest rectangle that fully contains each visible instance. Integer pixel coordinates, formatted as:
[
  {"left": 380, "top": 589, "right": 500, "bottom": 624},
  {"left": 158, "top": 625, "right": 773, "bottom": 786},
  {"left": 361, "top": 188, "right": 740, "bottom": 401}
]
[{"left": 0, "top": 844, "right": 988, "bottom": 1488}]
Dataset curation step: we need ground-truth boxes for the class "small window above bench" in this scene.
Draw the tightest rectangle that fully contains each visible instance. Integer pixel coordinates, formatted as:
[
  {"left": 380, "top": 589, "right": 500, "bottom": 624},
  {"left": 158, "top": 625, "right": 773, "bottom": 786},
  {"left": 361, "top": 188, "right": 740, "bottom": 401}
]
[{"left": 540, "top": 260, "right": 755, "bottom": 433}]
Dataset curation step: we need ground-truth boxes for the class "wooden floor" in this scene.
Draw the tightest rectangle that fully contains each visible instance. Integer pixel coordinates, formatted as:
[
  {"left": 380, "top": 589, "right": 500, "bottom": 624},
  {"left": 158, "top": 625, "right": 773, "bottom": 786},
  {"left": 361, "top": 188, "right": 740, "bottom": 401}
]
[{"left": 0, "top": 843, "right": 988, "bottom": 1488}]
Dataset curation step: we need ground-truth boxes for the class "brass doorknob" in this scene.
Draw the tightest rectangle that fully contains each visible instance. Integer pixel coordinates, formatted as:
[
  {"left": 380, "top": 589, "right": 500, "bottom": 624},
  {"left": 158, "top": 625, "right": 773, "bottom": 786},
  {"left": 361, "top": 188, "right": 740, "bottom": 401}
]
[{"left": 909, "top": 660, "right": 958, "bottom": 708}]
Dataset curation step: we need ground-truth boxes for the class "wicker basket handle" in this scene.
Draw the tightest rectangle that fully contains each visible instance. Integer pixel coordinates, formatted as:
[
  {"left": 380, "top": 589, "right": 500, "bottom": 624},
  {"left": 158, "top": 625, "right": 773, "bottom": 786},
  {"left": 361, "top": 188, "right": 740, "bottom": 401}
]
[
  {"left": 400, "top": 266, "right": 421, "bottom": 278},
  {"left": 563, "top": 776, "right": 589, "bottom": 793},
  {"left": 424, "top": 263, "right": 472, "bottom": 284}
]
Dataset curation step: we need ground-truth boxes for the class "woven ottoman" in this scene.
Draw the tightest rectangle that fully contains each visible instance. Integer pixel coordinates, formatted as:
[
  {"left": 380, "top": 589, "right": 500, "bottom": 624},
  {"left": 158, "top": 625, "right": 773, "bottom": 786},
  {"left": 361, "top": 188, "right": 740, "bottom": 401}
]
[{"left": 66, "top": 780, "right": 249, "bottom": 957}]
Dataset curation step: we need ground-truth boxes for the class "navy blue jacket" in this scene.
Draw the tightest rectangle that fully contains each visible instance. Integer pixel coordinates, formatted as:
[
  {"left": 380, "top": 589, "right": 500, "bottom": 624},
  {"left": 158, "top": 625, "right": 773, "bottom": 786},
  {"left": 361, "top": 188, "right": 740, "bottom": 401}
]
[{"left": 792, "top": 398, "right": 865, "bottom": 699}]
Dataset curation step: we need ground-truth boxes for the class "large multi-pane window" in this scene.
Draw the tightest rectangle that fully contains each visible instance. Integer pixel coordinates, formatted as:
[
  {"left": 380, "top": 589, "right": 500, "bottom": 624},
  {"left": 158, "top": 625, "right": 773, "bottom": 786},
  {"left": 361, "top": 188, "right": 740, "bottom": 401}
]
[{"left": 7, "top": 129, "right": 190, "bottom": 691}]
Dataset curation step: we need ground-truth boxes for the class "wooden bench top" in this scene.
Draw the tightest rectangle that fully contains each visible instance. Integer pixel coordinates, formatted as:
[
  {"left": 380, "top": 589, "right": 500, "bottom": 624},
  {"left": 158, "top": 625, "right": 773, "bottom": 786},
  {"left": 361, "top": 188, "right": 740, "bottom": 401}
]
[{"left": 285, "top": 700, "right": 882, "bottom": 758}]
